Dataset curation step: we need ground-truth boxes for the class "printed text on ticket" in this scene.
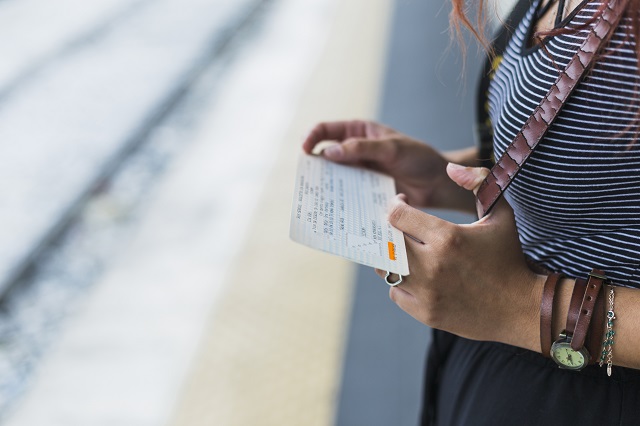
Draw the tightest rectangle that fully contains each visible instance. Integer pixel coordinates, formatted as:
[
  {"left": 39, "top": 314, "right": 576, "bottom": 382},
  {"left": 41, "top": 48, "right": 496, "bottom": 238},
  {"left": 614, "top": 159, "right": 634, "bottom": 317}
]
[{"left": 289, "top": 154, "right": 409, "bottom": 276}]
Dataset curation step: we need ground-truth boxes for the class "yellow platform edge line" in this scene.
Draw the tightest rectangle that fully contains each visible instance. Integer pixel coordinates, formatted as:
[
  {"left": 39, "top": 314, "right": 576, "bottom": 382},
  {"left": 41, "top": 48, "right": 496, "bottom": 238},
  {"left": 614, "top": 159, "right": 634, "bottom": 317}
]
[{"left": 167, "top": 0, "right": 392, "bottom": 425}]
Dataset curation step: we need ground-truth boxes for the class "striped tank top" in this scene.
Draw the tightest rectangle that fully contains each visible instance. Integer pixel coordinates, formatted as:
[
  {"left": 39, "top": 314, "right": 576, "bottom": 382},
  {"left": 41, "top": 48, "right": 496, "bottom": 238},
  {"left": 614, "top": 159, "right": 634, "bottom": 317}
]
[{"left": 489, "top": 0, "right": 640, "bottom": 288}]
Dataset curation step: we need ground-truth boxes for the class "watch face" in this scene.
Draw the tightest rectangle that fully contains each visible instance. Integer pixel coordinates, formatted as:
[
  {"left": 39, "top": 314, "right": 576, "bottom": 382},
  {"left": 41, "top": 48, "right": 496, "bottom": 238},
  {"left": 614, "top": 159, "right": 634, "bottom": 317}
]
[{"left": 551, "top": 341, "right": 588, "bottom": 370}]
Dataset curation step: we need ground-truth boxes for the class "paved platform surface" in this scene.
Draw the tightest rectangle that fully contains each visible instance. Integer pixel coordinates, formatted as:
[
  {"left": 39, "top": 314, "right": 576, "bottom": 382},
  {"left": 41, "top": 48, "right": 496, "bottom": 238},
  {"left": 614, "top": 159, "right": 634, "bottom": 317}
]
[
  {"left": 2, "top": 0, "right": 515, "bottom": 424},
  {"left": 336, "top": 1, "right": 485, "bottom": 425},
  {"left": 168, "top": 1, "right": 392, "bottom": 424},
  {"left": 4, "top": 0, "right": 388, "bottom": 424}
]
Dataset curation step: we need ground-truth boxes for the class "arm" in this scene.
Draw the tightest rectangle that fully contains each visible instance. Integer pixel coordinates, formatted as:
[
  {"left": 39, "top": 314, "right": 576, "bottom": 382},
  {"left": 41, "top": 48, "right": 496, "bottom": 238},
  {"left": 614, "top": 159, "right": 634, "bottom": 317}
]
[
  {"left": 549, "top": 278, "right": 640, "bottom": 370},
  {"left": 490, "top": 271, "right": 640, "bottom": 370},
  {"left": 382, "top": 164, "right": 640, "bottom": 371}
]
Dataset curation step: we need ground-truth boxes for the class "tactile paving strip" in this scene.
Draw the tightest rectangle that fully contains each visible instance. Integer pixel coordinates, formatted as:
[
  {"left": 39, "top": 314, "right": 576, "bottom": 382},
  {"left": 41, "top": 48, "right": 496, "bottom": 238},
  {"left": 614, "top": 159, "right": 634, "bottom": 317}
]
[
  {"left": 168, "top": 206, "right": 355, "bottom": 425},
  {"left": 168, "top": 0, "right": 391, "bottom": 423}
]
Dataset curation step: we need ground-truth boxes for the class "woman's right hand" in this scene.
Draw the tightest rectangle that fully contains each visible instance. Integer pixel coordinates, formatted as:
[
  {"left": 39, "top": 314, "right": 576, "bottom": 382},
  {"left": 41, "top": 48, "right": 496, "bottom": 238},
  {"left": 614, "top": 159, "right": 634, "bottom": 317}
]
[{"left": 302, "top": 120, "right": 476, "bottom": 211}]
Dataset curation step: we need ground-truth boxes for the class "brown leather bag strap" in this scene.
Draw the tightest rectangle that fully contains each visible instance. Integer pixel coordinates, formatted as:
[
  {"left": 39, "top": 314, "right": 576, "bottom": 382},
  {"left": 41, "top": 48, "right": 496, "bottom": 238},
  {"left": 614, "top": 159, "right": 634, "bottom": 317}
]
[{"left": 476, "top": 0, "right": 630, "bottom": 217}]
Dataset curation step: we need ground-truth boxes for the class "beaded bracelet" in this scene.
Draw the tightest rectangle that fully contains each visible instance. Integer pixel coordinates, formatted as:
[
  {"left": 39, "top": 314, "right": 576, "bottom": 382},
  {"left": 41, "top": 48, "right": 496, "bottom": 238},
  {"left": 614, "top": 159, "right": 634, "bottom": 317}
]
[{"left": 599, "top": 285, "right": 616, "bottom": 376}]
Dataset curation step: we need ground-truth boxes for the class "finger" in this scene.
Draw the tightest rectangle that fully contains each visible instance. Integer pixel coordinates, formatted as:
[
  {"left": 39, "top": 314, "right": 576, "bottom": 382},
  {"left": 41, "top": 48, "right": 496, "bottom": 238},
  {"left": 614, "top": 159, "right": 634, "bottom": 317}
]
[
  {"left": 388, "top": 194, "right": 448, "bottom": 240},
  {"left": 405, "top": 233, "right": 425, "bottom": 244},
  {"left": 446, "top": 163, "right": 491, "bottom": 195},
  {"left": 374, "top": 268, "right": 386, "bottom": 279},
  {"left": 309, "top": 141, "right": 339, "bottom": 156},
  {"left": 323, "top": 137, "right": 395, "bottom": 163},
  {"left": 397, "top": 204, "right": 426, "bottom": 243},
  {"left": 389, "top": 285, "right": 420, "bottom": 317},
  {"left": 302, "top": 121, "right": 368, "bottom": 153}
]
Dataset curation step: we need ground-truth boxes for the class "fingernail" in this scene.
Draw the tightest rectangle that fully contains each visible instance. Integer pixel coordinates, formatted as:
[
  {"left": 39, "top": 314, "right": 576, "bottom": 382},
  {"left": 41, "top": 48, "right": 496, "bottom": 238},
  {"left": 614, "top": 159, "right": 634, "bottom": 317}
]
[
  {"left": 324, "top": 145, "right": 343, "bottom": 159},
  {"left": 446, "top": 162, "right": 465, "bottom": 171}
]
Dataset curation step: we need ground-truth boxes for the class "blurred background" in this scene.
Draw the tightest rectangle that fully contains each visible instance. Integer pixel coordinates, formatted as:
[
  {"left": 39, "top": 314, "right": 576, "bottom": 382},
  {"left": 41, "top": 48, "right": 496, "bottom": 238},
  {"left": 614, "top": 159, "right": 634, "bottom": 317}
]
[{"left": 0, "top": 0, "right": 515, "bottom": 425}]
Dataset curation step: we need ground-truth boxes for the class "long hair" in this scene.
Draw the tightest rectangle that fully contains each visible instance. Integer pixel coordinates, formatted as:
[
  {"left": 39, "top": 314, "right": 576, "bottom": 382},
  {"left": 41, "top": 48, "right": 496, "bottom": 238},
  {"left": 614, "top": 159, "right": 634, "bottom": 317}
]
[
  {"left": 453, "top": 0, "right": 640, "bottom": 143},
  {"left": 450, "top": 0, "right": 640, "bottom": 64}
]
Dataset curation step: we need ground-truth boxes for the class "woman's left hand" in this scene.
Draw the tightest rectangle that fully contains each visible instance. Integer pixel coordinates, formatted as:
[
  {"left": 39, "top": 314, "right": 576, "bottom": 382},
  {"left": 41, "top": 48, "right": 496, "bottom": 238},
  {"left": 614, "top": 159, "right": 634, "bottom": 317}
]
[{"left": 377, "top": 163, "right": 545, "bottom": 351}]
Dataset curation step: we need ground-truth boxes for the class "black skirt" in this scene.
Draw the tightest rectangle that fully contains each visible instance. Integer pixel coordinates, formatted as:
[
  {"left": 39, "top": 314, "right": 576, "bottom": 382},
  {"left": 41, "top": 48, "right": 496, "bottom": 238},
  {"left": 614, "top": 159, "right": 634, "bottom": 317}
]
[{"left": 422, "top": 330, "right": 640, "bottom": 426}]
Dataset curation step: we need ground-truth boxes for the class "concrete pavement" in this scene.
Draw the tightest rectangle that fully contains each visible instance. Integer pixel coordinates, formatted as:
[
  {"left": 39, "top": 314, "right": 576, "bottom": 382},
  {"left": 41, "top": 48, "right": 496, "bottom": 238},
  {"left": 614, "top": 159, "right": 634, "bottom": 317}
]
[
  {"left": 4, "top": 0, "right": 393, "bottom": 423},
  {"left": 3, "top": 0, "right": 517, "bottom": 424}
]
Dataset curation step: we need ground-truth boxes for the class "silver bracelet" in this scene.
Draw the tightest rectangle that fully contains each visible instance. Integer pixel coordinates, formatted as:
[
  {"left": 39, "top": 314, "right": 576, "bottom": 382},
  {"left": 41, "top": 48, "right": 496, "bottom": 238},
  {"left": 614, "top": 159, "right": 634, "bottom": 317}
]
[{"left": 599, "top": 285, "right": 616, "bottom": 377}]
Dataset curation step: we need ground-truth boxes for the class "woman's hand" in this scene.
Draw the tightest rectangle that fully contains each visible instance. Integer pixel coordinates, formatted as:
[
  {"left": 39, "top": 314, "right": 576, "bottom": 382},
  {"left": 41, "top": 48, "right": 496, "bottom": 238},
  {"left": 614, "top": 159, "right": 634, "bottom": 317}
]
[
  {"left": 378, "top": 164, "right": 546, "bottom": 351},
  {"left": 303, "top": 120, "right": 475, "bottom": 211}
]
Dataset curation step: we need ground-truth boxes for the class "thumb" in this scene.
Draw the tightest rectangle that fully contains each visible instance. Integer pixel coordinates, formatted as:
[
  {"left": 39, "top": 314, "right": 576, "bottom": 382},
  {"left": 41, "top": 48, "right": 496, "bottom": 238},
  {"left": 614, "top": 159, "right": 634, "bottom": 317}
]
[
  {"left": 447, "top": 163, "right": 517, "bottom": 224},
  {"left": 446, "top": 163, "right": 490, "bottom": 195}
]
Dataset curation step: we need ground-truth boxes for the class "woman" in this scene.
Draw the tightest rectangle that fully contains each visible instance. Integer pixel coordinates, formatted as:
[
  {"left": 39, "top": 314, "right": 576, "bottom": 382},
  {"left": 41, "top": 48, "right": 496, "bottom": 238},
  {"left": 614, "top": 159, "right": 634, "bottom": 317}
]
[{"left": 303, "top": 0, "right": 640, "bottom": 424}]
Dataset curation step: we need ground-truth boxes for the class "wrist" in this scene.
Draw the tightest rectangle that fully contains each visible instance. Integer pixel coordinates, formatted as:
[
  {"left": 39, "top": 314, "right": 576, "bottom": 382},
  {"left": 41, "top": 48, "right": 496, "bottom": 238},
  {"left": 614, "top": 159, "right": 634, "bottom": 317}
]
[
  {"left": 491, "top": 270, "right": 547, "bottom": 353},
  {"left": 551, "top": 277, "right": 575, "bottom": 342}
]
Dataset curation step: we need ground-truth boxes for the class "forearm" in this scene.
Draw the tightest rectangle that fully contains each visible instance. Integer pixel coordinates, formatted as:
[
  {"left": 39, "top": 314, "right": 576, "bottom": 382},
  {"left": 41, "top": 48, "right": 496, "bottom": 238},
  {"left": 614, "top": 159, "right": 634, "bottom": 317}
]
[{"left": 500, "top": 275, "right": 640, "bottom": 371}]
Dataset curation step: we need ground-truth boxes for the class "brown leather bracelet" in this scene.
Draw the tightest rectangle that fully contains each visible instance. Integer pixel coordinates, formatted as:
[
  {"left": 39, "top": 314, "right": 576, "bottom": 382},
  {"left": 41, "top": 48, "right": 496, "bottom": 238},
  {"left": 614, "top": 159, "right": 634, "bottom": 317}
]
[
  {"left": 540, "top": 273, "right": 563, "bottom": 357},
  {"left": 550, "top": 278, "right": 586, "bottom": 358},
  {"left": 571, "top": 269, "right": 607, "bottom": 351},
  {"left": 586, "top": 284, "right": 606, "bottom": 364},
  {"left": 566, "top": 278, "right": 587, "bottom": 335}
]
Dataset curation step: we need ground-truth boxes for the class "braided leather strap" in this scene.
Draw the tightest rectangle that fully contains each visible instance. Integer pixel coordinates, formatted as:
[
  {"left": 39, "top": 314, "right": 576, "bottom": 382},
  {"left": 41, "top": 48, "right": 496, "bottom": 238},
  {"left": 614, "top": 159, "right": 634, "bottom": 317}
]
[{"left": 476, "top": 0, "right": 630, "bottom": 217}]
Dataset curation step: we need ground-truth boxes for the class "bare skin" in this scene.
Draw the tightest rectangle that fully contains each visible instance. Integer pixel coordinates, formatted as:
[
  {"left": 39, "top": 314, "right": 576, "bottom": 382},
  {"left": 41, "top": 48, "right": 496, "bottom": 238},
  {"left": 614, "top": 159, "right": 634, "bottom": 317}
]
[
  {"left": 303, "top": 119, "right": 640, "bottom": 370},
  {"left": 536, "top": 0, "right": 586, "bottom": 36},
  {"left": 302, "top": 120, "right": 477, "bottom": 211}
]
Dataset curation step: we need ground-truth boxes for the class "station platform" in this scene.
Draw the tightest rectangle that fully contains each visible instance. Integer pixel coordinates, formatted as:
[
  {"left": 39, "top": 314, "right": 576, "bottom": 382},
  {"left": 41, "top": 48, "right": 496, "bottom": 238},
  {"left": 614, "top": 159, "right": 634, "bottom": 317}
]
[{"left": 3, "top": 0, "right": 512, "bottom": 424}]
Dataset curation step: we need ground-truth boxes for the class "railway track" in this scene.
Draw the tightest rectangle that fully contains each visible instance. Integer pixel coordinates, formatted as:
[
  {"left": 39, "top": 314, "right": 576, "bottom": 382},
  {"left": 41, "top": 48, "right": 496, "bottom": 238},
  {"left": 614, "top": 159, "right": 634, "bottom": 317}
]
[{"left": 0, "top": 0, "right": 273, "bottom": 417}]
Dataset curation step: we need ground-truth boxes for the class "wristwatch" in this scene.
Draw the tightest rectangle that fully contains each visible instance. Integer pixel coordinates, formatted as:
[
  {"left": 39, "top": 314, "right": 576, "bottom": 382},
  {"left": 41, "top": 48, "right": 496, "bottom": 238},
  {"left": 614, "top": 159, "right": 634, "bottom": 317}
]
[
  {"left": 550, "top": 278, "right": 589, "bottom": 370},
  {"left": 550, "top": 270, "right": 607, "bottom": 370},
  {"left": 551, "top": 332, "right": 591, "bottom": 370}
]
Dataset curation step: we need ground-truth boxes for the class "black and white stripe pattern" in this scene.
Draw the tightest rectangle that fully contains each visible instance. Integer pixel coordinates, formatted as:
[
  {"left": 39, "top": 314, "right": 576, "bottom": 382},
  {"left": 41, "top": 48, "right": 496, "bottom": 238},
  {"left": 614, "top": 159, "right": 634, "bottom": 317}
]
[{"left": 489, "top": 0, "right": 640, "bottom": 287}]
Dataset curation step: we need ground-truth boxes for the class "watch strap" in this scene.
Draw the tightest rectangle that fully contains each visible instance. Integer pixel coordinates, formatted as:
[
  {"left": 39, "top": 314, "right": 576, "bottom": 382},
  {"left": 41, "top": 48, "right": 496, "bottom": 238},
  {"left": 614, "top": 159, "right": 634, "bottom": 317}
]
[
  {"left": 565, "top": 277, "right": 587, "bottom": 334},
  {"left": 540, "top": 273, "right": 563, "bottom": 357},
  {"left": 571, "top": 269, "right": 607, "bottom": 351},
  {"left": 586, "top": 284, "right": 606, "bottom": 364}
]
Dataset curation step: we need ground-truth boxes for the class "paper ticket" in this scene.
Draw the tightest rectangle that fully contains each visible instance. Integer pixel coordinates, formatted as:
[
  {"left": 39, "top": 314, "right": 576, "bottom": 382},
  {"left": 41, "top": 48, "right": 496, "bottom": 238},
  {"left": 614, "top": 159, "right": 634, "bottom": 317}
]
[{"left": 289, "top": 154, "right": 409, "bottom": 275}]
